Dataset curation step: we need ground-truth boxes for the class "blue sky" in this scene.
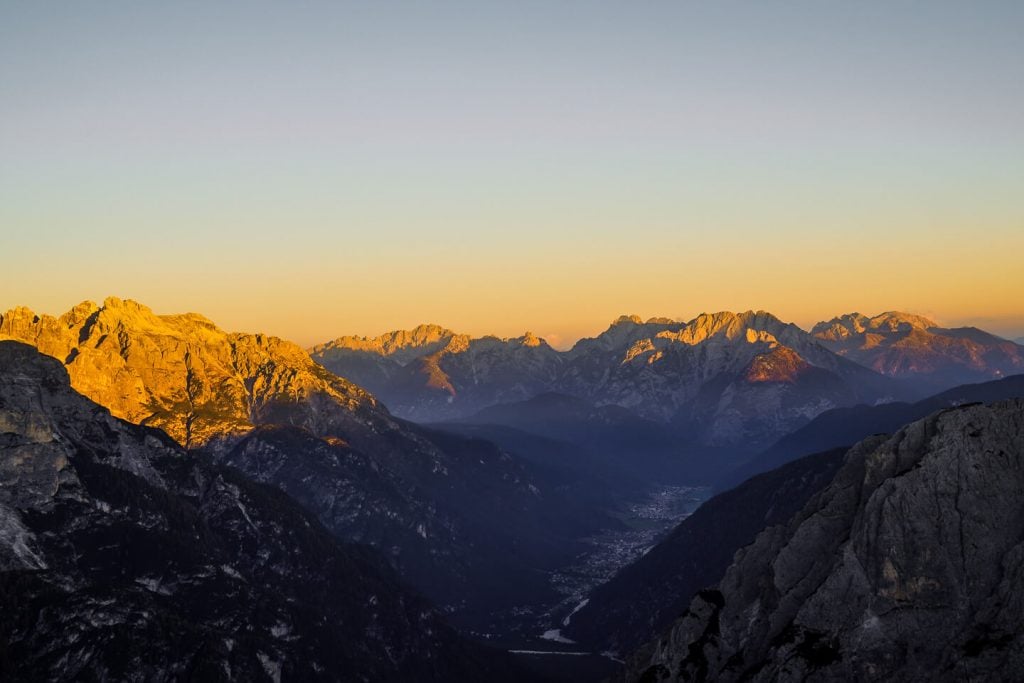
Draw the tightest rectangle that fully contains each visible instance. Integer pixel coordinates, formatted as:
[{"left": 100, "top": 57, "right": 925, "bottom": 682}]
[{"left": 2, "top": 2, "right": 1022, "bottom": 345}]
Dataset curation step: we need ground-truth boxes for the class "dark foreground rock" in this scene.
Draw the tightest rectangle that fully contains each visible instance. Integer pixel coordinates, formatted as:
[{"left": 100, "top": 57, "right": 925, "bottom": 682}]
[{"left": 623, "top": 400, "right": 1024, "bottom": 682}]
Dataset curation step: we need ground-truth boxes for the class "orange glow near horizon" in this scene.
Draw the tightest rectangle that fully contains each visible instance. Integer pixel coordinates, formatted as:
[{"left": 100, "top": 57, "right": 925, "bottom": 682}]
[{"left": 2, "top": 4, "right": 1023, "bottom": 347}]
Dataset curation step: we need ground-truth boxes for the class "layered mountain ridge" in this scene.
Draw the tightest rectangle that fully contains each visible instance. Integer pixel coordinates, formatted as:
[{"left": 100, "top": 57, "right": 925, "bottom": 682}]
[
  {"left": 313, "top": 310, "right": 903, "bottom": 448},
  {"left": 812, "top": 311, "right": 1024, "bottom": 389}
]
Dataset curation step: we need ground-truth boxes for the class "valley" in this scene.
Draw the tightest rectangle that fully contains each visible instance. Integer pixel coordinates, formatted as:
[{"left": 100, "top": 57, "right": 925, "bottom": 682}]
[
  {"left": 474, "top": 483, "right": 708, "bottom": 648},
  {"left": 480, "top": 483, "right": 709, "bottom": 682}
]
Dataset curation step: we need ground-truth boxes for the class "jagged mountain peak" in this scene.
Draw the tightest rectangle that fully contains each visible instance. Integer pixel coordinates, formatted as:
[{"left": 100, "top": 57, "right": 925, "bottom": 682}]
[
  {"left": 518, "top": 330, "right": 545, "bottom": 347},
  {"left": 310, "top": 323, "right": 465, "bottom": 365},
  {"left": 812, "top": 310, "right": 939, "bottom": 339},
  {"left": 668, "top": 310, "right": 790, "bottom": 345},
  {"left": 811, "top": 310, "right": 1024, "bottom": 385},
  {"left": 611, "top": 314, "right": 645, "bottom": 326},
  {"left": 1, "top": 298, "right": 381, "bottom": 449},
  {"left": 871, "top": 310, "right": 939, "bottom": 329}
]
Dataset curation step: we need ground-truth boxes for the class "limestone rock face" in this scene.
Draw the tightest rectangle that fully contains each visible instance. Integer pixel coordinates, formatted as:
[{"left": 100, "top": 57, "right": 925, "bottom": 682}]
[
  {"left": 812, "top": 311, "right": 1024, "bottom": 389},
  {"left": 623, "top": 400, "right": 1024, "bottom": 682},
  {"left": 0, "top": 341, "right": 518, "bottom": 681},
  {"left": 313, "top": 311, "right": 899, "bottom": 448},
  {"left": 0, "top": 297, "right": 381, "bottom": 449}
]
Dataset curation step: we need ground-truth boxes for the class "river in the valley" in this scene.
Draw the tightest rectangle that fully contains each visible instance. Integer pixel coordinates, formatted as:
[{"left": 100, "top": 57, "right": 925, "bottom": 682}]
[{"left": 475, "top": 484, "right": 709, "bottom": 680}]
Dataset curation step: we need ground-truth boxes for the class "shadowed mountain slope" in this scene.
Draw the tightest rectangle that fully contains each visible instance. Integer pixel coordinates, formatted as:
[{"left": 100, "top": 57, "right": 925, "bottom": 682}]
[
  {"left": 725, "top": 373, "right": 1024, "bottom": 491},
  {"left": 0, "top": 341, "right": 520, "bottom": 682},
  {"left": 0, "top": 300, "right": 605, "bottom": 627},
  {"left": 562, "top": 447, "right": 846, "bottom": 657},
  {"left": 622, "top": 400, "right": 1024, "bottom": 682}
]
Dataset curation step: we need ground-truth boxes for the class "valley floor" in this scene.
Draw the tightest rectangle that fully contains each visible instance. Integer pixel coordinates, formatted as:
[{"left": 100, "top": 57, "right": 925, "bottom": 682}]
[{"left": 475, "top": 483, "right": 708, "bottom": 681}]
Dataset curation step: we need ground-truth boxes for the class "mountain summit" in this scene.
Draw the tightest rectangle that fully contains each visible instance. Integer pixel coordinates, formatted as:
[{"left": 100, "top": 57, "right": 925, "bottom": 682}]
[
  {"left": 0, "top": 297, "right": 381, "bottom": 449},
  {"left": 812, "top": 311, "right": 1024, "bottom": 388}
]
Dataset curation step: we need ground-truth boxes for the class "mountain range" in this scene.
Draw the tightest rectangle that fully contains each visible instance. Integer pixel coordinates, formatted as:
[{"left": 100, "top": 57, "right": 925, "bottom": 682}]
[
  {"left": 312, "top": 311, "right": 1023, "bottom": 451},
  {"left": 811, "top": 311, "right": 1024, "bottom": 390},
  {"left": 0, "top": 299, "right": 609, "bottom": 631},
  {"left": 4, "top": 298, "right": 1023, "bottom": 681},
  {"left": 0, "top": 340, "right": 516, "bottom": 681},
  {"left": 312, "top": 311, "right": 922, "bottom": 450}
]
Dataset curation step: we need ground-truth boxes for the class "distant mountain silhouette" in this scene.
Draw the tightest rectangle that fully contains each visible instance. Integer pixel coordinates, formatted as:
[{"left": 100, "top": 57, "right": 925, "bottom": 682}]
[
  {"left": 721, "top": 373, "right": 1024, "bottom": 491},
  {"left": 812, "top": 311, "right": 1024, "bottom": 390},
  {"left": 313, "top": 311, "right": 906, "bottom": 449}
]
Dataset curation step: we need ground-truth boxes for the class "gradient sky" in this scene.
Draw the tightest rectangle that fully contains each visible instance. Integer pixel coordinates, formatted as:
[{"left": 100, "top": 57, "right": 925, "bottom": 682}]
[{"left": 2, "top": 2, "right": 1023, "bottom": 348}]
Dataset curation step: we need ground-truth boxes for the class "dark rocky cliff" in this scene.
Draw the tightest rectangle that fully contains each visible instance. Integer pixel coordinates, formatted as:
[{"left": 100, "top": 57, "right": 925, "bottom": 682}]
[{"left": 623, "top": 400, "right": 1024, "bottom": 682}]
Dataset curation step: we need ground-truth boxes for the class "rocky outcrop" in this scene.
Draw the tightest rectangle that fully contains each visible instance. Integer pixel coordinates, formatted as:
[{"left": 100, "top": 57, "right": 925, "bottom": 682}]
[
  {"left": 313, "top": 311, "right": 901, "bottom": 448},
  {"left": 812, "top": 311, "right": 1024, "bottom": 390},
  {"left": 0, "top": 297, "right": 381, "bottom": 449},
  {"left": 0, "top": 341, "right": 518, "bottom": 681},
  {"left": 623, "top": 400, "right": 1024, "bottom": 682}
]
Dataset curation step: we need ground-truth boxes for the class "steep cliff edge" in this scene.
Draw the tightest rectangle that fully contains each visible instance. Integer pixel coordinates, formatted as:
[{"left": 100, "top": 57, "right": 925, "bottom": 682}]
[{"left": 624, "top": 400, "right": 1024, "bottom": 682}]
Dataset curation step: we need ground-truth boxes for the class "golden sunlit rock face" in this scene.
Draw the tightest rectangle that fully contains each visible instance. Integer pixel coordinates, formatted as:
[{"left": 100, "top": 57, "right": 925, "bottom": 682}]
[
  {"left": 0, "top": 297, "right": 379, "bottom": 449},
  {"left": 812, "top": 311, "right": 1024, "bottom": 385},
  {"left": 743, "top": 346, "right": 812, "bottom": 384}
]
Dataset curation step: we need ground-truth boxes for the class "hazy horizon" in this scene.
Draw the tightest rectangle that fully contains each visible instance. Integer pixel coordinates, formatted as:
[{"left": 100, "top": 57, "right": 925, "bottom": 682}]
[{"left": 3, "top": 2, "right": 1023, "bottom": 346}]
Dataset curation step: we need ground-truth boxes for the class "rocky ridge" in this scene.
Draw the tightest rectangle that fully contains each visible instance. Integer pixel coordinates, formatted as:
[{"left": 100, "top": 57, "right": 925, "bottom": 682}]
[
  {"left": 623, "top": 400, "right": 1024, "bottom": 682},
  {"left": 812, "top": 311, "right": 1024, "bottom": 389},
  {"left": 313, "top": 311, "right": 899, "bottom": 448},
  {"left": 0, "top": 297, "right": 381, "bottom": 449}
]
